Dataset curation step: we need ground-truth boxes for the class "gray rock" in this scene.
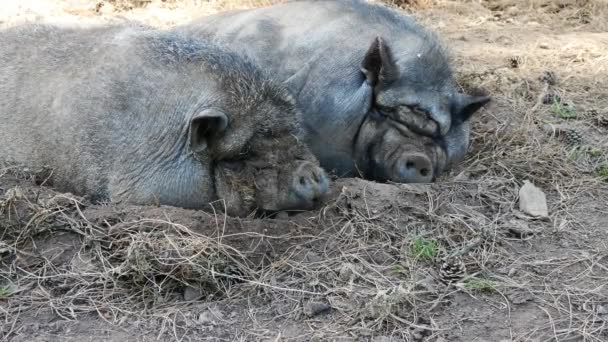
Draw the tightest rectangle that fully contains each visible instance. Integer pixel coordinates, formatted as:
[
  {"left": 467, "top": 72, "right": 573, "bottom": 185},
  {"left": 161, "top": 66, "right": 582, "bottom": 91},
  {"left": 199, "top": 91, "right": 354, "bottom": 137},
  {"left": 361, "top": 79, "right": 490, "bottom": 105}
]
[
  {"left": 303, "top": 301, "right": 331, "bottom": 317},
  {"left": 183, "top": 286, "right": 202, "bottom": 301},
  {"left": 519, "top": 181, "right": 549, "bottom": 218}
]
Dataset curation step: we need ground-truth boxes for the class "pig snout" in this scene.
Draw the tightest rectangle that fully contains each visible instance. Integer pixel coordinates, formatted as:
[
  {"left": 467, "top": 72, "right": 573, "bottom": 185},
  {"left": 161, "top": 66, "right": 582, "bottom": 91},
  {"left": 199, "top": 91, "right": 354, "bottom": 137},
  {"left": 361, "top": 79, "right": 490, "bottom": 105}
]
[
  {"left": 394, "top": 153, "right": 434, "bottom": 183},
  {"left": 289, "top": 161, "right": 330, "bottom": 209}
]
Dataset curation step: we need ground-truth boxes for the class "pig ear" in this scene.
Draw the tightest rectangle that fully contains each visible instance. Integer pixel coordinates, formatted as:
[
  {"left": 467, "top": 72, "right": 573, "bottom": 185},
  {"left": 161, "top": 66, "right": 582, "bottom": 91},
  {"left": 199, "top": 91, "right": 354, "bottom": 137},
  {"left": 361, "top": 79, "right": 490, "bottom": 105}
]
[
  {"left": 452, "top": 94, "right": 491, "bottom": 124},
  {"left": 283, "top": 61, "right": 313, "bottom": 97},
  {"left": 190, "top": 108, "right": 229, "bottom": 153},
  {"left": 361, "top": 37, "right": 398, "bottom": 86}
]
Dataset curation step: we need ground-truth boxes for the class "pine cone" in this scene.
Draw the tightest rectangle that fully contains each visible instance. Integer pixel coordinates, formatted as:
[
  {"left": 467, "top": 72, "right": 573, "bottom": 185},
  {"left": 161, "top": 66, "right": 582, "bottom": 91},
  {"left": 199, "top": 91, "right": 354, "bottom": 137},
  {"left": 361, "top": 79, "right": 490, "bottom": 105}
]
[
  {"left": 540, "top": 71, "right": 557, "bottom": 86},
  {"left": 438, "top": 256, "right": 467, "bottom": 284},
  {"left": 563, "top": 128, "right": 585, "bottom": 147},
  {"left": 596, "top": 115, "right": 608, "bottom": 128}
]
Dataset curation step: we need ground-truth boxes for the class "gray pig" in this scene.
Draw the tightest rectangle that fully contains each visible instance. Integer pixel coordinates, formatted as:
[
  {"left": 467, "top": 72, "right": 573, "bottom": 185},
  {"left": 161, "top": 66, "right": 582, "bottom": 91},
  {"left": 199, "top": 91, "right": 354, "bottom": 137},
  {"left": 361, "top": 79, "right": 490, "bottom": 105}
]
[
  {"left": 176, "top": 0, "right": 490, "bottom": 183},
  {"left": 0, "top": 23, "right": 329, "bottom": 217}
]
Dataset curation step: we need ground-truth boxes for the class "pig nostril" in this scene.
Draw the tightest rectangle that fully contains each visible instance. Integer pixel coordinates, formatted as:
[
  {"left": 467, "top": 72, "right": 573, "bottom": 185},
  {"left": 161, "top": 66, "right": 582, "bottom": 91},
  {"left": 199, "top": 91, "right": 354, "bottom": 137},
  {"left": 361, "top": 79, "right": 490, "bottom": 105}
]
[
  {"left": 299, "top": 177, "right": 306, "bottom": 186},
  {"left": 406, "top": 161, "right": 415, "bottom": 169},
  {"left": 420, "top": 168, "right": 429, "bottom": 177},
  {"left": 313, "top": 172, "right": 320, "bottom": 183}
]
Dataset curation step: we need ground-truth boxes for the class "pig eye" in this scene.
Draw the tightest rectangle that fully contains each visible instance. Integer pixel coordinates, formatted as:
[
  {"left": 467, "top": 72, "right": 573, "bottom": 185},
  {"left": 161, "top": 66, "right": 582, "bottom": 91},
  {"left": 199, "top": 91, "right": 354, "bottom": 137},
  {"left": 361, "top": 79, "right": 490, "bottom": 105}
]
[
  {"left": 248, "top": 160, "right": 273, "bottom": 169},
  {"left": 407, "top": 105, "right": 428, "bottom": 117},
  {"left": 222, "top": 160, "right": 245, "bottom": 172},
  {"left": 372, "top": 105, "right": 394, "bottom": 120},
  {"left": 239, "top": 143, "right": 252, "bottom": 156}
]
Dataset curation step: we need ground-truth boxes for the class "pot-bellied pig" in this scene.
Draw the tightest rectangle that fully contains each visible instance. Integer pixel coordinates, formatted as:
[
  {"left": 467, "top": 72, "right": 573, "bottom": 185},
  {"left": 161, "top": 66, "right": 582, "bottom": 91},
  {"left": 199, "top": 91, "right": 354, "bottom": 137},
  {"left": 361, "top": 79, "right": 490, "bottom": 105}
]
[
  {"left": 0, "top": 23, "right": 329, "bottom": 217},
  {"left": 176, "top": 0, "right": 491, "bottom": 183}
]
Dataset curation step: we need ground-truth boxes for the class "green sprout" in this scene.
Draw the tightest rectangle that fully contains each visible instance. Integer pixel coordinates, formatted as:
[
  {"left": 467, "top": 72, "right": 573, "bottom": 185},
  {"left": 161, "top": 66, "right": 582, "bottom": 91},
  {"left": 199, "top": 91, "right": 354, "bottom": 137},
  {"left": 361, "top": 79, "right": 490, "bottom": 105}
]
[
  {"left": 551, "top": 100, "right": 577, "bottom": 119},
  {"left": 464, "top": 277, "right": 498, "bottom": 293},
  {"left": 409, "top": 237, "right": 439, "bottom": 261},
  {"left": 598, "top": 163, "right": 608, "bottom": 182}
]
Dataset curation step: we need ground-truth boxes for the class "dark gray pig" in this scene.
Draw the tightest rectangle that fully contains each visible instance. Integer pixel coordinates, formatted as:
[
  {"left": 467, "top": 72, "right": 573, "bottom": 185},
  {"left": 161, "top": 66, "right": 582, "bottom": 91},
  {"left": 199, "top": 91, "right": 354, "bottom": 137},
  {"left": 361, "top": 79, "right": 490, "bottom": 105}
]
[
  {"left": 0, "top": 23, "right": 329, "bottom": 217},
  {"left": 176, "top": 0, "right": 490, "bottom": 183}
]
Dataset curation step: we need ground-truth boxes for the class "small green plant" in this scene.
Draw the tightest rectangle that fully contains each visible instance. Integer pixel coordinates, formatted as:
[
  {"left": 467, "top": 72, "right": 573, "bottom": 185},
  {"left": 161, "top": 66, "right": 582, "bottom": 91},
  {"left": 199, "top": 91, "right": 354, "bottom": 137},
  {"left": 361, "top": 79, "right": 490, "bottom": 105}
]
[
  {"left": 464, "top": 277, "right": 498, "bottom": 293},
  {"left": 391, "top": 264, "right": 408, "bottom": 276},
  {"left": 0, "top": 285, "right": 15, "bottom": 299},
  {"left": 551, "top": 100, "right": 577, "bottom": 119},
  {"left": 409, "top": 237, "right": 439, "bottom": 261},
  {"left": 568, "top": 147, "right": 604, "bottom": 162},
  {"left": 598, "top": 164, "right": 608, "bottom": 182},
  {"left": 566, "top": 147, "right": 583, "bottom": 161},
  {"left": 587, "top": 148, "right": 603, "bottom": 158}
]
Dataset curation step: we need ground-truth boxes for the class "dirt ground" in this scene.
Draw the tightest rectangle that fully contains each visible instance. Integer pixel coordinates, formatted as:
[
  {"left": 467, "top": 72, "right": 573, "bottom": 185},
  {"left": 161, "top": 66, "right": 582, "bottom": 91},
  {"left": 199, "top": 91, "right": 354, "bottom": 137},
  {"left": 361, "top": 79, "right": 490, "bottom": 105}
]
[{"left": 2, "top": 0, "right": 608, "bottom": 341}]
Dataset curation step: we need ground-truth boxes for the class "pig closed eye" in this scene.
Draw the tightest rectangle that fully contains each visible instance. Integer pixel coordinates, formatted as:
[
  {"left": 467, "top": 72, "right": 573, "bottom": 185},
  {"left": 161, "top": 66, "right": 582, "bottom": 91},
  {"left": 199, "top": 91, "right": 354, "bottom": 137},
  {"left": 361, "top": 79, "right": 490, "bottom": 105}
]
[
  {"left": 248, "top": 160, "right": 273, "bottom": 169},
  {"left": 404, "top": 105, "right": 432, "bottom": 121},
  {"left": 239, "top": 143, "right": 252, "bottom": 156},
  {"left": 222, "top": 160, "right": 246, "bottom": 172},
  {"left": 371, "top": 106, "right": 392, "bottom": 120}
]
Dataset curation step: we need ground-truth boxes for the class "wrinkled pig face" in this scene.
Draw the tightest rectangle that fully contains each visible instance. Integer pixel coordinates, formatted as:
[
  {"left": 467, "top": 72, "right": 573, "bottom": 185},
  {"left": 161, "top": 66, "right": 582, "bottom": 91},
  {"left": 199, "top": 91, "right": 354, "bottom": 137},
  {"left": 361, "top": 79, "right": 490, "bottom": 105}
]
[
  {"left": 355, "top": 109, "right": 446, "bottom": 183},
  {"left": 214, "top": 132, "right": 330, "bottom": 216},
  {"left": 360, "top": 37, "right": 490, "bottom": 175},
  {"left": 374, "top": 84, "right": 489, "bottom": 169},
  {"left": 189, "top": 106, "right": 329, "bottom": 217}
]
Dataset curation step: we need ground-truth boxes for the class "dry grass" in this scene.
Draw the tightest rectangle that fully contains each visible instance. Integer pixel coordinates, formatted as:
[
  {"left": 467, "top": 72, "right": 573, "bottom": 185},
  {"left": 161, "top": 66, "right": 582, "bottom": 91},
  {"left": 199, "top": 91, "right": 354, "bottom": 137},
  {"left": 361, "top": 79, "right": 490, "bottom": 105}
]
[
  {"left": 2, "top": 133, "right": 607, "bottom": 340},
  {"left": 1, "top": 0, "right": 608, "bottom": 341}
]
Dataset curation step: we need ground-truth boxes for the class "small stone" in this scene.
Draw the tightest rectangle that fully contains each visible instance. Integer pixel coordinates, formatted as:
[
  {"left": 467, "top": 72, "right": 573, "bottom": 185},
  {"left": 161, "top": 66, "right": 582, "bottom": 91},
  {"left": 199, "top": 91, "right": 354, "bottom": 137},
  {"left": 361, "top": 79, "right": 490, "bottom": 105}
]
[
  {"left": 328, "top": 295, "right": 356, "bottom": 311},
  {"left": 418, "top": 275, "right": 438, "bottom": 293},
  {"left": 303, "top": 301, "right": 331, "bottom": 317},
  {"left": 518, "top": 181, "right": 549, "bottom": 218},
  {"left": 197, "top": 311, "right": 214, "bottom": 324},
  {"left": 505, "top": 219, "right": 536, "bottom": 238},
  {"left": 369, "top": 250, "right": 393, "bottom": 265},
  {"left": 539, "top": 42, "right": 550, "bottom": 49},
  {"left": 275, "top": 211, "right": 289, "bottom": 220},
  {"left": 183, "top": 286, "right": 202, "bottom": 301},
  {"left": 338, "top": 263, "right": 355, "bottom": 281}
]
